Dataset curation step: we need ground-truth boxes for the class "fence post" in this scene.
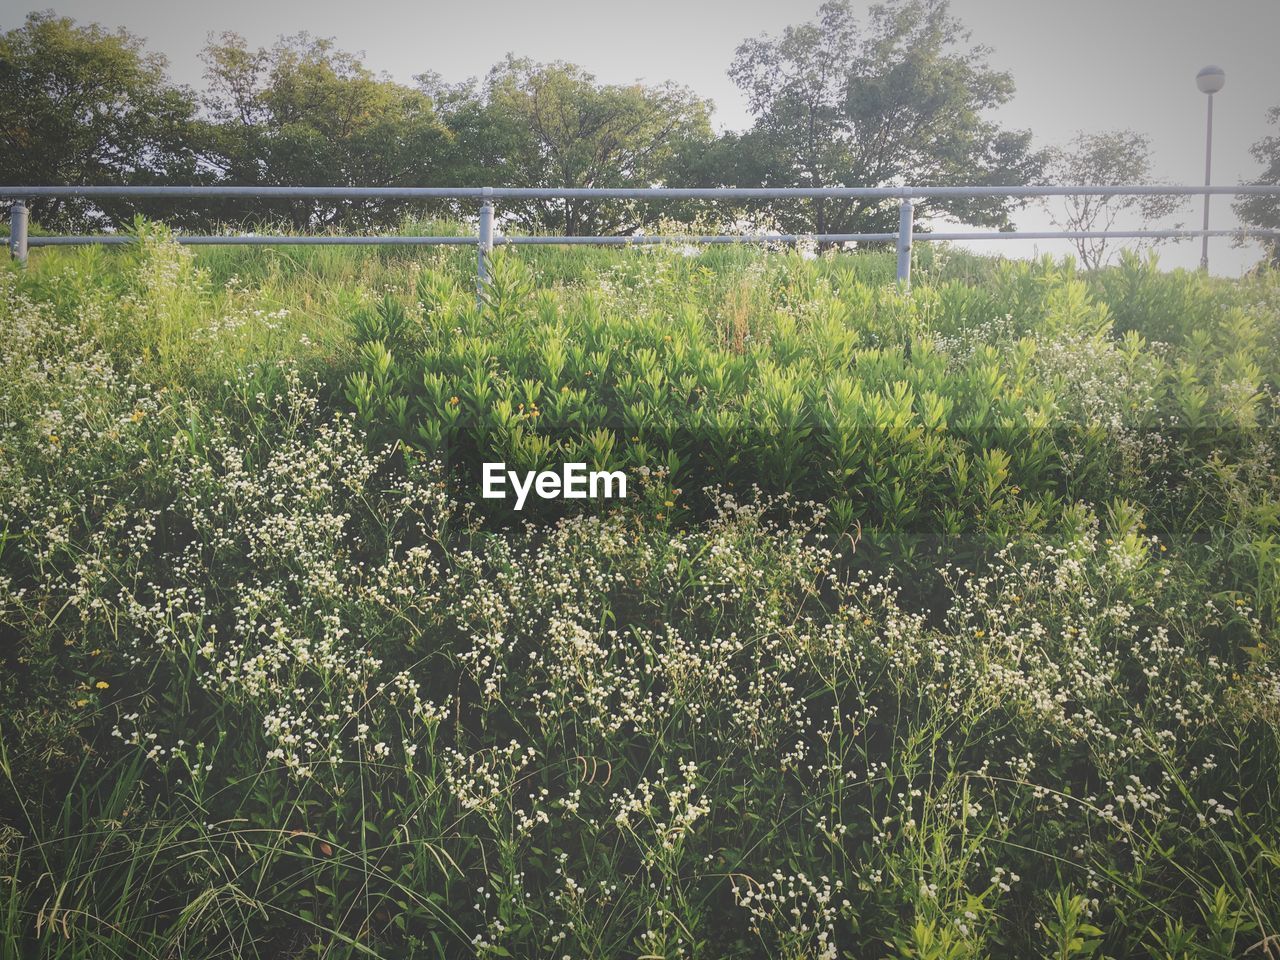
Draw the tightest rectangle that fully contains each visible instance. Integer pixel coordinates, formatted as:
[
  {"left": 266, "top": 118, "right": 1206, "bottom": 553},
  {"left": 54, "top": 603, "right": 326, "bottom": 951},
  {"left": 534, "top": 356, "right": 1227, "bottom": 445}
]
[
  {"left": 476, "top": 187, "right": 494, "bottom": 305},
  {"left": 895, "top": 199, "right": 913, "bottom": 290},
  {"left": 9, "top": 202, "right": 28, "bottom": 266}
]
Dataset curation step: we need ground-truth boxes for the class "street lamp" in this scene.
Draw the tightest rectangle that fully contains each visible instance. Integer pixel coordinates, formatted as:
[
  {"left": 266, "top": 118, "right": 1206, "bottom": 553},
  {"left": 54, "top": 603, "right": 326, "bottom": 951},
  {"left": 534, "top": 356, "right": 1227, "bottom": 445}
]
[{"left": 1196, "top": 64, "right": 1225, "bottom": 271}]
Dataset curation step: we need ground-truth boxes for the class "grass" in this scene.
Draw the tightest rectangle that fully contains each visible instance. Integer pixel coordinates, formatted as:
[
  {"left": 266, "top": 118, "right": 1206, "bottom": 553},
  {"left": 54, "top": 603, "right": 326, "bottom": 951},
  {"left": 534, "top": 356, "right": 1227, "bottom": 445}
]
[{"left": 1, "top": 225, "right": 1279, "bottom": 958}]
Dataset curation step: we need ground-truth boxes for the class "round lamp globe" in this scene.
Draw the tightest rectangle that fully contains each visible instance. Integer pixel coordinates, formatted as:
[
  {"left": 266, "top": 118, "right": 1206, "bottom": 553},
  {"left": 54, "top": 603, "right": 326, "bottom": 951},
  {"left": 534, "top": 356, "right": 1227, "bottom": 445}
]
[{"left": 1196, "top": 65, "right": 1225, "bottom": 94}]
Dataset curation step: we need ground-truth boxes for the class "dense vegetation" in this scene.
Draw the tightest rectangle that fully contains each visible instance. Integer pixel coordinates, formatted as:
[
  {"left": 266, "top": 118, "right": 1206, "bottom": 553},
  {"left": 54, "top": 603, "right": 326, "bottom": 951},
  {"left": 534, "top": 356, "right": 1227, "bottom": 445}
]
[
  {"left": 2, "top": 234, "right": 1280, "bottom": 958},
  {"left": 0, "top": 1, "right": 1053, "bottom": 238},
  {"left": 0, "top": 0, "right": 1048, "bottom": 239},
  {"left": 6, "top": 0, "right": 1277, "bottom": 260}
]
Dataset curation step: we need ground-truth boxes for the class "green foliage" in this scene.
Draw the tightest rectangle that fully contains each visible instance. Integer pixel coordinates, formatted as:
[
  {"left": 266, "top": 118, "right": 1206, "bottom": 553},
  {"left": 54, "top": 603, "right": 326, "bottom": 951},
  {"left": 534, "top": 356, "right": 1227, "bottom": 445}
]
[
  {"left": 1235, "top": 105, "right": 1280, "bottom": 268},
  {"left": 197, "top": 32, "right": 453, "bottom": 230},
  {"left": 344, "top": 247, "right": 1275, "bottom": 575},
  {"left": 435, "top": 56, "right": 714, "bottom": 235},
  {"left": 1043, "top": 890, "right": 1104, "bottom": 960},
  {"left": 1044, "top": 131, "right": 1187, "bottom": 269},
  {"left": 0, "top": 12, "right": 200, "bottom": 230},
  {"left": 721, "top": 0, "right": 1044, "bottom": 237},
  {"left": 3, "top": 236, "right": 1280, "bottom": 958},
  {"left": 5, "top": 1, "right": 1054, "bottom": 241}
]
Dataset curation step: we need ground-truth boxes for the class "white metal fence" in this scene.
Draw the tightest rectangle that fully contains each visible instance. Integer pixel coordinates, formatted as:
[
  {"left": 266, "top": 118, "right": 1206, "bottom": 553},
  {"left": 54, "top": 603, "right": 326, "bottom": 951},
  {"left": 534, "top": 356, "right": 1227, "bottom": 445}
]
[{"left": 5, "top": 184, "right": 1280, "bottom": 291}]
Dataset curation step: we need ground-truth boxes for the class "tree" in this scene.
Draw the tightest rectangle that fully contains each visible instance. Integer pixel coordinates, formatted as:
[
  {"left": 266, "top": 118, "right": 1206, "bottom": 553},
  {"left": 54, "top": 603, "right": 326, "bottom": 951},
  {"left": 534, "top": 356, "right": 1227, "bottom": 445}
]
[
  {"left": 198, "top": 33, "right": 453, "bottom": 229},
  {"left": 0, "top": 11, "right": 200, "bottom": 230},
  {"left": 1235, "top": 107, "right": 1280, "bottom": 268},
  {"left": 1044, "top": 130, "right": 1184, "bottom": 270},
  {"left": 722, "top": 0, "right": 1044, "bottom": 241},
  {"left": 425, "top": 57, "right": 713, "bottom": 235}
]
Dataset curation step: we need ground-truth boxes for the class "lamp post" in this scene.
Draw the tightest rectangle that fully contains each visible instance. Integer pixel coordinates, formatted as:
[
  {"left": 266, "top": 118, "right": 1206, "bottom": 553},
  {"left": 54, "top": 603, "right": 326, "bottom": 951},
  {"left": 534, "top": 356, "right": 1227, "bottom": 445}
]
[{"left": 1196, "top": 65, "right": 1225, "bottom": 271}]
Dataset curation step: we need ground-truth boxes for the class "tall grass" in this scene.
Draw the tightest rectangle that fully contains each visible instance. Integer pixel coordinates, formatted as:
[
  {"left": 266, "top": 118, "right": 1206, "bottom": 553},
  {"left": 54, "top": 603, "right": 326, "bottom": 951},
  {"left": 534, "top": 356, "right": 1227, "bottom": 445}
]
[{"left": 1, "top": 230, "right": 1278, "bottom": 958}]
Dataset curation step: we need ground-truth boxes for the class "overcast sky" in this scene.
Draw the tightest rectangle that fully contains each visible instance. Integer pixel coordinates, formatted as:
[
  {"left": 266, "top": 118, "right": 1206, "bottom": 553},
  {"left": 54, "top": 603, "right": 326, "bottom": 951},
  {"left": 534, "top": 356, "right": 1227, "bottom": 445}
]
[{"left": 6, "top": 0, "right": 1279, "bottom": 273}]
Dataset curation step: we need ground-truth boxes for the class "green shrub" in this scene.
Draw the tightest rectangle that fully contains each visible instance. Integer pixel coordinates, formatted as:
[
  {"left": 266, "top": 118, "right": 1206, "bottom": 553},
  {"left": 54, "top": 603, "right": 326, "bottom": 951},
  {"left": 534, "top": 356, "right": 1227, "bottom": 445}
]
[{"left": 3, "top": 232, "right": 1279, "bottom": 958}]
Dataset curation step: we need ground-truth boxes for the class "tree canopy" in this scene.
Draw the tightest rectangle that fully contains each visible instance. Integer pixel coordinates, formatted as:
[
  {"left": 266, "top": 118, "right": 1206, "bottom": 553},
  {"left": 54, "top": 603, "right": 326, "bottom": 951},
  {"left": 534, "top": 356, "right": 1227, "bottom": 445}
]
[
  {"left": 722, "top": 0, "right": 1044, "bottom": 238},
  {"left": 1045, "top": 130, "right": 1185, "bottom": 270},
  {"left": 10, "top": 0, "right": 1252, "bottom": 258},
  {"left": 425, "top": 57, "right": 713, "bottom": 235},
  {"left": 1236, "top": 107, "right": 1280, "bottom": 267},
  {"left": 197, "top": 33, "right": 452, "bottom": 228},
  {"left": 0, "top": 11, "right": 200, "bottom": 229}
]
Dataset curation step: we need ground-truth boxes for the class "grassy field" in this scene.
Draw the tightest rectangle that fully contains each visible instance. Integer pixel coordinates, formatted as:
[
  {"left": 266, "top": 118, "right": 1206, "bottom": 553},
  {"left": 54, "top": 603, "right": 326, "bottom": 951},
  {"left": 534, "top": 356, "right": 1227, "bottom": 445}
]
[{"left": 2, "top": 226, "right": 1280, "bottom": 958}]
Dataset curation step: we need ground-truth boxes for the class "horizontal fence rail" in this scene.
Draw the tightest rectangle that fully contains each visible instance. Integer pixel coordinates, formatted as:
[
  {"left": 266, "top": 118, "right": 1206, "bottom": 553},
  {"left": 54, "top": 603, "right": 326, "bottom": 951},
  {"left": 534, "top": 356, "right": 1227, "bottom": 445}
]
[
  {"left": 7, "top": 184, "right": 1280, "bottom": 199},
  {"left": 5, "top": 184, "right": 1280, "bottom": 293}
]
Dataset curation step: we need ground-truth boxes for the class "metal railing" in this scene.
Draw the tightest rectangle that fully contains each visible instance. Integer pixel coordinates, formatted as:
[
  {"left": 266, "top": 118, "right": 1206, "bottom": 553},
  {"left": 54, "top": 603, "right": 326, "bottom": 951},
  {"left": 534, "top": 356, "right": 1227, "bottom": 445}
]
[{"left": 5, "top": 184, "right": 1280, "bottom": 292}]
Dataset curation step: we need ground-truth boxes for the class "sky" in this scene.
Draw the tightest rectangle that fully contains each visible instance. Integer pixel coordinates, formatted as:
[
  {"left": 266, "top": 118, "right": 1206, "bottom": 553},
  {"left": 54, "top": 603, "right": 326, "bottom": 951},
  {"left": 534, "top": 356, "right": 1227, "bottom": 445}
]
[{"left": 4, "top": 0, "right": 1279, "bottom": 274}]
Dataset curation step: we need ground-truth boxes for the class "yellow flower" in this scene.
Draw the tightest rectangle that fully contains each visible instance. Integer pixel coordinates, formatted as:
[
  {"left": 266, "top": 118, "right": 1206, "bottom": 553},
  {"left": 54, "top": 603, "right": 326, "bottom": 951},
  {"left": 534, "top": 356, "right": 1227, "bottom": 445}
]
[
  {"left": 95, "top": 680, "right": 110, "bottom": 689},
  {"left": 48, "top": 434, "right": 59, "bottom": 445},
  {"left": 131, "top": 409, "right": 145, "bottom": 423},
  {"left": 974, "top": 629, "right": 986, "bottom": 638},
  {"left": 449, "top": 396, "right": 460, "bottom": 406},
  {"left": 664, "top": 500, "right": 674, "bottom": 507},
  {"left": 74, "top": 699, "right": 89, "bottom": 708}
]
